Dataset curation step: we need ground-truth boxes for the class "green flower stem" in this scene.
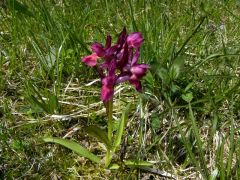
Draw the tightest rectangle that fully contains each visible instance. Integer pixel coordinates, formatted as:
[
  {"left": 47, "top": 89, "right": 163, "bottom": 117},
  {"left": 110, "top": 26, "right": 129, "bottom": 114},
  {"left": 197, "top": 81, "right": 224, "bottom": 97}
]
[{"left": 105, "top": 98, "right": 113, "bottom": 167}]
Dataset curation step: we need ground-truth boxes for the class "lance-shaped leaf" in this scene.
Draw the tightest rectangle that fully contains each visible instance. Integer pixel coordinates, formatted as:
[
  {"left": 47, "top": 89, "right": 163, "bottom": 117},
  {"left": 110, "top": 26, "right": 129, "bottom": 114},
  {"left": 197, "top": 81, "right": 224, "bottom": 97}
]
[
  {"left": 169, "top": 55, "right": 185, "bottom": 80},
  {"left": 85, "top": 125, "right": 111, "bottom": 150},
  {"left": 43, "top": 137, "right": 101, "bottom": 163},
  {"left": 113, "top": 103, "right": 131, "bottom": 152}
]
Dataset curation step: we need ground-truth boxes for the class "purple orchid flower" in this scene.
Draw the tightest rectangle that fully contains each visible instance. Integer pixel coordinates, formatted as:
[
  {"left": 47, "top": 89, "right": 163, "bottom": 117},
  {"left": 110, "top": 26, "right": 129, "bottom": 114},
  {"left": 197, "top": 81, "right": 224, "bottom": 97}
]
[
  {"left": 101, "top": 61, "right": 117, "bottom": 101},
  {"left": 117, "top": 48, "right": 149, "bottom": 91},
  {"left": 82, "top": 35, "right": 113, "bottom": 66},
  {"left": 81, "top": 28, "right": 149, "bottom": 102},
  {"left": 127, "top": 32, "right": 144, "bottom": 48}
]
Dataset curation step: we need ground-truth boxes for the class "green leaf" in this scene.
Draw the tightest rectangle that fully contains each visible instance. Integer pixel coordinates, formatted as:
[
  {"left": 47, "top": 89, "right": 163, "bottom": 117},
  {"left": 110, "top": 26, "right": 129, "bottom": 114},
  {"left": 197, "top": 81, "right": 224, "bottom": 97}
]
[
  {"left": 170, "top": 56, "right": 185, "bottom": 80},
  {"left": 144, "top": 71, "right": 154, "bottom": 85},
  {"left": 124, "top": 160, "right": 153, "bottom": 168},
  {"left": 184, "top": 82, "right": 194, "bottom": 92},
  {"left": 28, "top": 95, "right": 48, "bottom": 113},
  {"left": 113, "top": 103, "right": 131, "bottom": 152},
  {"left": 108, "top": 163, "right": 120, "bottom": 170},
  {"left": 150, "top": 113, "right": 161, "bottom": 130},
  {"left": 43, "top": 137, "right": 101, "bottom": 163},
  {"left": 45, "top": 47, "right": 56, "bottom": 70},
  {"left": 170, "top": 84, "right": 180, "bottom": 93},
  {"left": 26, "top": 82, "right": 46, "bottom": 106},
  {"left": 85, "top": 125, "right": 111, "bottom": 150},
  {"left": 157, "top": 67, "right": 170, "bottom": 84},
  {"left": 48, "top": 94, "right": 58, "bottom": 114},
  {"left": 181, "top": 92, "right": 193, "bottom": 102}
]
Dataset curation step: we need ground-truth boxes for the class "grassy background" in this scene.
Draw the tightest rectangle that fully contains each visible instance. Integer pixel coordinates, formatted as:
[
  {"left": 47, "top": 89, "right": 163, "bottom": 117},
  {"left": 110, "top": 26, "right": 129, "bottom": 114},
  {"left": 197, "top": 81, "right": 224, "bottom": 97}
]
[{"left": 0, "top": 0, "right": 240, "bottom": 179}]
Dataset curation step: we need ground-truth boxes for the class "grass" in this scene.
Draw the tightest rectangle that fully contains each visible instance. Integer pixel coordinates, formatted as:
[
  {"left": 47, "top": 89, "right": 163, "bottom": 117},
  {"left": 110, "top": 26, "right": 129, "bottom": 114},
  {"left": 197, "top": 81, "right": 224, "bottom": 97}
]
[{"left": 0, "top": 0, "right": 240, "bottom": 179}]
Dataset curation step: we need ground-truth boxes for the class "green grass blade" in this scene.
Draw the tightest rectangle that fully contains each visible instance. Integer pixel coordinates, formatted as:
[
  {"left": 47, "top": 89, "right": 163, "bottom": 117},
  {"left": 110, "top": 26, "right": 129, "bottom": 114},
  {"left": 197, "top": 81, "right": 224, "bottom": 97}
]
[
  {"left": 128, "top": 0, "right": 138, "bottom": 31},
  {"left": 236, "top": 140, "right": 240, "bottom": 179},
  {"left": 219, "top": 138, "right": 225, "bottom": 180},
  {"left": 188, "top": 103, "right": 209, "bottom": 178},
  {"left": 209, "top": 112, "right": 218, "bottom": 145},
  {"left": 43, "top": 137, "right": 101, "bottom": 164},
  {"left": 226, "top": 100, "right": 235, "bottom": 178},
  {"left": 28, "top": 95, "right": 48, "bottom": 113},
  {"left": 124, "top": 160, "right": 153, "bottom": 168},
  {"left": 173, "top": 109, "right": 204, "bottom": 178},
  {"left": 174, "top": 16, "right": 206, "bottom": 59}
]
